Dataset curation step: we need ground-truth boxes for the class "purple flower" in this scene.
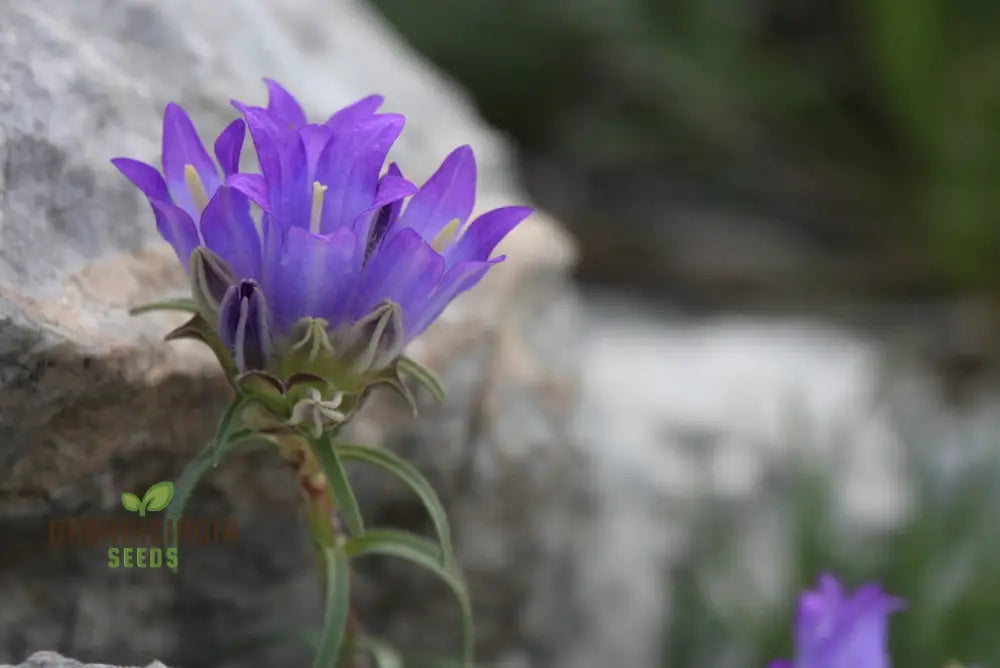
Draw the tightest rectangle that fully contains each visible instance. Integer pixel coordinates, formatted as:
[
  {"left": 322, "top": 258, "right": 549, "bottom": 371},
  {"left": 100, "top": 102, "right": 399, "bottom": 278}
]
[
  {"left": 225, "top": 81, "right": 532, "bottom": 347},
  {"left": 112, "top": 105, "right": 247, "bottom": 271},
  {"left": 114, "top": 80, "right": 532, "bottom": 378},
  {"left": 771, "top": 574, "right": 905, "bottom": 668}
]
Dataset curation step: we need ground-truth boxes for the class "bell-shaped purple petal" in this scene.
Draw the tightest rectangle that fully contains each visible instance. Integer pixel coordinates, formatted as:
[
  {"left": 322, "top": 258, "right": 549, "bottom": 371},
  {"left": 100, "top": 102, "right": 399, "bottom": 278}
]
[
  {"left": 264, "top": 78, "right": 308, "bottom": 130},
  {"left": 111, "top": 158, "right": 170, "bottom": 202},
  {"left": 300, "top": 124, "right": 334, "bottom": 181},
  {"left": 352, "top": 228, "right": 444, "bottom": 334},
  {"left": 219, "top": 279, "right": 272, "bottom": 372},
  {"left": 259, "top": 212, "right": 283, "bottom": 294},
  {"left": 326, "top": 94, "right": 385, "bottom": 135},
  {"left": 446, "top": 205, "right": 533, "bottom": 266},
  {"left": 314, "top": 114, "right": 405, "bottom": 235},
  {"left": 226, "top": 172, "right": 270, "bottom": 210},
  {"left": 270, "top": 226, "right": 358, "bottom": 332},
  {"left": 392, "top": 145, "right": 476, "bottom": 243},
  {"left": 774, "top": 574, "right": 904, "bottom": 668},
  {"left": 200, "top": 186, "right": 262, "bottom": 280},
  {"left": 162, "top": 103, "right": 221, "bottom": 217},
  {"left": 408, "top": 258, "right": 498, "bottom": 340},
  {"left": 149, "top": 199, "right": 200, "bottom": 270},
  {"left": 214, "top": 118, "right": 246, "bottom": 176},
  {"left": 238, "top": 105, "right": 310, "bottom": 228}
]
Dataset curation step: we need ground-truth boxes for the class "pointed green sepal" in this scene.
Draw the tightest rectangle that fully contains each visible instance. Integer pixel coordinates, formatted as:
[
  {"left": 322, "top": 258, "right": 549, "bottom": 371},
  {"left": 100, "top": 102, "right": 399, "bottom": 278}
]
[
  {"left": 128, "top": 297, "right": 200, "bottom": 316},
  {"left": 236, "top": 370, "right": 290, "bottom": 418},
  {"left": 189, "top": 246, "right": 236, "bottom": 324},
  {"left": 164, "top": 313, "right": 238, "bottom": 381},
  {"left": 397, "top": 355, "right": 446, "bottom": 404}
]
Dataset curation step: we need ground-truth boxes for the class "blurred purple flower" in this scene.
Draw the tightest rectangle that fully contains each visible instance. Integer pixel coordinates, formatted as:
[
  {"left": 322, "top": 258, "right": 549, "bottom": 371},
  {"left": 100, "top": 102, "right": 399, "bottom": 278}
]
[
  {"left": 771, "top": 574, "right": 904, "bottom": 668},
  {"left": 113, "top": 80, "right": 532, "bottom": 374}
]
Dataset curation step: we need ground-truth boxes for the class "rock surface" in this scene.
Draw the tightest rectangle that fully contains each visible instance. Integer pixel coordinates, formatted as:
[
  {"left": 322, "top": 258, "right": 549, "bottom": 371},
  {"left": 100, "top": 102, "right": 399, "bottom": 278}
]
[
  {"left": 0, "top": 1, "right": 581, "bottom": 667},
  {"left": 1, "top": 652, "right": 168, "bottom": 668}
]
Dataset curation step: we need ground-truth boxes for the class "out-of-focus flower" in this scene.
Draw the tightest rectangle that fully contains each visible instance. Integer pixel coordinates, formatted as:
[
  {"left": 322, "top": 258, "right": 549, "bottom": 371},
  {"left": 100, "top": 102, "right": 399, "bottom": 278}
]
[
  {"left": 770, "top": 573, "right": 905, "bottom": 668},
  {"left": 114, "top": 79, "right": 532, "bottom": 400}
]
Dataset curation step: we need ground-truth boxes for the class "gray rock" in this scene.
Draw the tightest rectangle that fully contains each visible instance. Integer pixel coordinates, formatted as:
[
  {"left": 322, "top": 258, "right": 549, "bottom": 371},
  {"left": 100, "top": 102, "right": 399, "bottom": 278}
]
[
  {"left": 1, "top": 651, "right": 168, "bottom": 668},
  {"left": 0, "top": 1, "right": 582, "bottom": 667}
]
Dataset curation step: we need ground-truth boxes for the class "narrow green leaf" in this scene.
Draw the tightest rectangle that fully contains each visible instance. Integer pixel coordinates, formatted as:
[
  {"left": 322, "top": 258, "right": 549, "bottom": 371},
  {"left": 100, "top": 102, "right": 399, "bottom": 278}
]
[
  {"left": 337, "top": 443, "right": 453, "bottom": 568},
  {"left": 142, "top": 481, "right": 175, "bottom": 512},
  {"left": 164, "top": 429, "right": 261, "bottom": 548},
  {"left": 310, "top": 434, "right": 365, "bottom": 539},
  {"left": 345, "top": 529, "right": 474, "bottom": 667},
  {"left": 212, "top": 397, "right": 253, "bottom": 467},
  {"left": 120, "top": 492, "right": 141, "bottom": 513},
  {"left": 358, "top": 637, "right": 403, "bottom": 668},
  {"left": 128, "top": 297, "right": 199, "bottom": 316},
  {"left": 398, "top": 356, "right": 446, "bottom": 403},
  {"left": 312, "top": 544, "right": 351, "bottom": 668}
]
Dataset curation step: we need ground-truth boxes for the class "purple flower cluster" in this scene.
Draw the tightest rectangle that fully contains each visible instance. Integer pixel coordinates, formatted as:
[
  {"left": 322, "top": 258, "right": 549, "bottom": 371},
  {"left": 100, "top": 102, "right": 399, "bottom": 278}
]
[
  {"left": 771, "top": 574, "right": 905, "bottom": 668},
  {"left": 113, "top": 80, "right": 532, "bottom": 375}
]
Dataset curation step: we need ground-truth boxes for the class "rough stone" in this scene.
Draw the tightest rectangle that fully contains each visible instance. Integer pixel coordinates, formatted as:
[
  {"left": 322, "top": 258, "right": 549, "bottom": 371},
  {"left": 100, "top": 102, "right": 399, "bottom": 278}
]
[
  {"left": 1, "top": 651, "right": 169, "bottom": 668},
  {"left": 0, "top": 1, "right": 581, "bottom": 667}
]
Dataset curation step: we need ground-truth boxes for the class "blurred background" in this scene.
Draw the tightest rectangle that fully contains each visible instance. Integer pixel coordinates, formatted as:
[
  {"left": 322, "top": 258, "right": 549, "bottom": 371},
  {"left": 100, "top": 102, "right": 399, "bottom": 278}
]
[
  {"left": 365, "top": 0, "right": 1000, "bottom": 666},
  {"left": 3, "top": 1, "right": 1000, "bottom": 666}
]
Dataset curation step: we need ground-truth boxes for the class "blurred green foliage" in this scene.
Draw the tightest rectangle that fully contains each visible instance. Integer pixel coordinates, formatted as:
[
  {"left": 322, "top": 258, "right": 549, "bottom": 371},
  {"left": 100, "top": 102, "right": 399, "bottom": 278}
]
[
  {"left": 659, "top": 412, "right": 1000, "bottom": 668},
  {"left": 372, "top": 0, "right": 1000, "bottom": 293}
]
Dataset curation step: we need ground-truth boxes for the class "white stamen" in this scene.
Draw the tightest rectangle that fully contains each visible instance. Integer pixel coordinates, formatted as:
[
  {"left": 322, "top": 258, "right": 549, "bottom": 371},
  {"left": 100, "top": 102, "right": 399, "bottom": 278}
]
[
  {"left": 310, "top": 181, "right": 328, "bottom": 235},
  {"left": 184, "top": 164, "right": 210, "bottom": 212}
]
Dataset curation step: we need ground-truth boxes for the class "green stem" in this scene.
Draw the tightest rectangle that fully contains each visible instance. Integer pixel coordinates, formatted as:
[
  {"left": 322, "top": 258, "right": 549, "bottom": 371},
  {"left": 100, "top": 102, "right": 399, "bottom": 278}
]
[{"left": 287, "top": 432, "right": 362, "bottom": 668}]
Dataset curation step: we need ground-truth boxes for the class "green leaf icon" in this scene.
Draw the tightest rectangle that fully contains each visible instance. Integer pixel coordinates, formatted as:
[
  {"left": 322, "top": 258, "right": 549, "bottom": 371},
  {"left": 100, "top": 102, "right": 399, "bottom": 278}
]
[
  {"left": 121, "top": 492, "right": 141, "bottom": 513},
  {"left": 142, "top": 481, "right": 175, "bottom": 513}
]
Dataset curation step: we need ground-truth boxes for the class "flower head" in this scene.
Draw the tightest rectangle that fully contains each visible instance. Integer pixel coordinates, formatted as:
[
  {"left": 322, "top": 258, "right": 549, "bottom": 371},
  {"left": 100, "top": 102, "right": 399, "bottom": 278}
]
[
  {"left": 114, "top": 80, "right": 532, "bottom": 396},
  {"left": 771, "top": 574, "right": 905, "bottom": 668}
]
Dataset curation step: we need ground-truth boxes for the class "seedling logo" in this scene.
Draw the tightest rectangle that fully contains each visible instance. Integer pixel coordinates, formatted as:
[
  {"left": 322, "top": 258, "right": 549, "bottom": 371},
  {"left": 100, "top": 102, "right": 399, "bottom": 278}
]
[
  {"left": 121, "top": 481, "right": 174, "bottom": 517},
  {"left": 49, "top": 480, "right": 238, "bottom": 573}
]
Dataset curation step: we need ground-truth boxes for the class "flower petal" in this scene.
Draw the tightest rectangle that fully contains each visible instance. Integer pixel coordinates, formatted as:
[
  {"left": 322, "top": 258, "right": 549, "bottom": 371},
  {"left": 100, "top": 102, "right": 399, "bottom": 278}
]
[
  {"left": 326, "top": 94, "right": 385, "bottom": 135},
  {"left": 149, "top": 199, "right": 200, "bottom": 270},
  {"left": 300, "top": 123, "right": 334, "bottom": 181},
  {"left": 446, "top": 205, "right": 532, "bottom": 266},
  {"left": 362, "top": 163, "right": 408, "bottom": 264},
  {"left": 226, "top": 172, "right": 270, "bottom": 210},
  {"left": 200, "top": 186, "right": 262, "bottom": 280},
  {"left": 264, "top": 78, "right": 309, "bottom": 129},
  {"left": 214, "top": 118, "right": 246, "bottom": 176},
  {"left": 161, "top": 103, "right": 221, "bottom": 213},
  {"left": 238, "top": 105, "right": 309, "bottom": 227},
  {"left": 261, "top": 211, "right": 284, "bottom": 297},
  {"left": 315, "top": 114, "right": 405, "bottom": 234},
  {"left": 270, "top": 226, "right": 357, "bottom": 332},
  {"left": 408, "top": 258, "right": 497, "bottom": 340},
  {"left": 111, "top": 158, "right": 170, "bottom": 202},
  {"left": 392, "top": 145, "right": 476, "bottom": 242},
  {"left": 353, "top": 228, "right": 444, "bottom": 334}
]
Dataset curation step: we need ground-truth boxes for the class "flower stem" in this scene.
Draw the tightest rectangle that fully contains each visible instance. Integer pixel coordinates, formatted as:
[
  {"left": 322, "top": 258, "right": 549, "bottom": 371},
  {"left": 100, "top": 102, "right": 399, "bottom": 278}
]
[{"left": 282, "top": 431, "right": 362, "bottom": 668}]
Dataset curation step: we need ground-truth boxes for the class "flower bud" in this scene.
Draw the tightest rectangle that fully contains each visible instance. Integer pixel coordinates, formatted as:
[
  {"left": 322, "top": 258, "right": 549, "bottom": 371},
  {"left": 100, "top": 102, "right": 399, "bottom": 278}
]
[
  {"left": 340, "top": 301, "right": 405, "bottom": 375},
  {"left": 189, "top": 246, "right": 235, "bottom": 325},
  {"left": 219, "top": 279, "right": 272, "bottom": 372}
]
